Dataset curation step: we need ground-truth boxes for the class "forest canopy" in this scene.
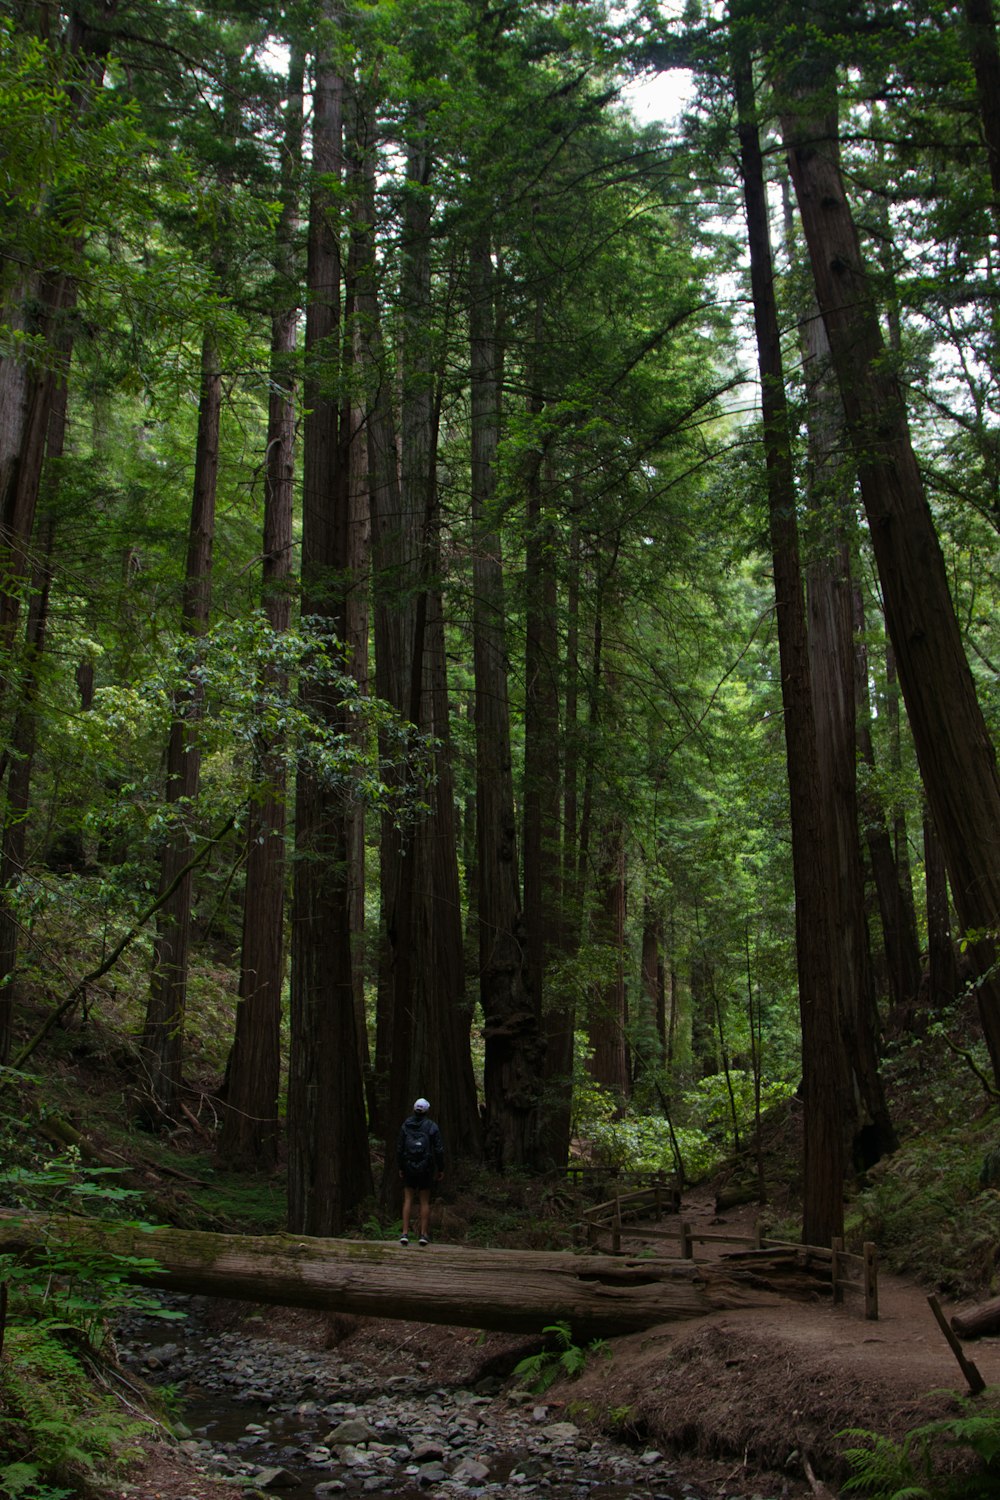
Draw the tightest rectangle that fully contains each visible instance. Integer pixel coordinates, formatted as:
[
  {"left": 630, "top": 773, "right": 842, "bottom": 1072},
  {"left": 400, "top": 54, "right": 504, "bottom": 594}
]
[{"left": 2, "top": 0, "right": 999, "bottom": 1248}]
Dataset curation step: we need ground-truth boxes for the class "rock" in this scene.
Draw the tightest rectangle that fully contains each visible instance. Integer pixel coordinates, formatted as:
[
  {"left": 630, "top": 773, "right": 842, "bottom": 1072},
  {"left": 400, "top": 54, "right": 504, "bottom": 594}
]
[
  {"left": 326, "top": 1418, "right": 380, "bottom": 1444},
  {"left": 453, "top": 1457, "right": 491, "bottom": 1482},
  {"left": 539, "top": 1423, "right": 579, "bottom": 1444},
  {"left": 410, "top": 1440, "right": 446, "bottom": 1461},
  {"left": 416, "top": 1462, "right": 449, "bottom": 1485},
  {"left": 333, "top": 1445, "right": 369, "bottom": 1467},
  {"left": 252, "top": 1466, "right": 300, "bottom": 1489}
]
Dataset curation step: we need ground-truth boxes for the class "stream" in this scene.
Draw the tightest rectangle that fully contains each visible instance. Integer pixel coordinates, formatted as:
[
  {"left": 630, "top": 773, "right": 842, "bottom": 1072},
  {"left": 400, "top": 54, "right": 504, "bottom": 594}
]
[{"left": 115, "top": 1295, "right": 758, "bottom": 1500}]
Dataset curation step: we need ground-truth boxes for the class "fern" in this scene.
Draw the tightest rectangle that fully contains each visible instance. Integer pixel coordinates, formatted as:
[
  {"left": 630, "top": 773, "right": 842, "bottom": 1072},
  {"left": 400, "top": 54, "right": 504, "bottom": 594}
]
[
  {"left": 512, "top": 1322, "right": 610, "bottom": 1394},
  {"left": 840, "top": 1428, "right": 931, "bottom": 1500},
  {"left": 841, "top": 1395, "right": 1000, "bottom": 1499}
]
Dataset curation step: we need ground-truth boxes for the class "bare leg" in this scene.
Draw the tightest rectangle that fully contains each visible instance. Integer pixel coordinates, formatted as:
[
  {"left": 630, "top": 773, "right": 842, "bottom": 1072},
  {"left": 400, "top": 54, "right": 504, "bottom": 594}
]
[
  {"left": 402, "top": 1186, "right": 415, "bottom": 1238},
  {"left": 418, "top": 1188, "right": 431, "bottom": 1240}
]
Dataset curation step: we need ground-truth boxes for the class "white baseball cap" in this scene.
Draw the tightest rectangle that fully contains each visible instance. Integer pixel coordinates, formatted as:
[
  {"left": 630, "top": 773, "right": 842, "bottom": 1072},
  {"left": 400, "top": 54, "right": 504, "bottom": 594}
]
[{"left": 413, "top": 1097, "right": 430, "bottom": 1113}]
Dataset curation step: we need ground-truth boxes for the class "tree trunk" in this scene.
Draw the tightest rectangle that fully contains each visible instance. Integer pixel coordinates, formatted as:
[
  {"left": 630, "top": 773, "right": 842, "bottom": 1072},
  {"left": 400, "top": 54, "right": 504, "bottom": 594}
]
[
  {"left": 853, "top": 586, "right": 923, "bottom": 1022},
  {"left": 471, "top": 237, "right": 541, "bottom": 1170},
  {"left": 140, "top": 328, "right": 220, "bottom": 1126},
  {"left": 0, "top": 1212, "right": 836, "bottom": 1340},
  {"left": 544, "top": 518, "right": 583, "bottom": 1165},
  {"left": 780, "top": 36, "right": 1000, "bottom": 1085},
  {"left": 587, "top": 820, "right": 629, "bottom": 1100},
  {"left": 733, "top": 25, "right": 850, "bottom": 1244},
  {"left": 288, "top": 21, "right": 372, "bottom": 1234},
  {"left": 801, "top": 298, "right": 895, "bottom": 1168},
  {"left": 0, "top": 4, "right": 118, "bottom": 694},
  {"left": 963, "top": 0, "right": 1000, "bottom": 235},
  {"left": 220, "top": 46, "right": 303, "bottom": 1170},
  {"left": 0, "top": 519, "right": 54, "bottom": 1064},
  {"left": 924, "top": 808, "right": 960, "bottom": 1013}
]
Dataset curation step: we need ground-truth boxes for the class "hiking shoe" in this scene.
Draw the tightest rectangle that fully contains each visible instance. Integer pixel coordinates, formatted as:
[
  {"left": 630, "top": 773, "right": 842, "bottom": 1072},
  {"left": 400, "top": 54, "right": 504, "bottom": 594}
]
[
  {"left": 419, "top": 1236, "right": 429, "bottom": 1247},
  {"left": 399, "top": 1234, "right": 409, "bottom": 1246}
]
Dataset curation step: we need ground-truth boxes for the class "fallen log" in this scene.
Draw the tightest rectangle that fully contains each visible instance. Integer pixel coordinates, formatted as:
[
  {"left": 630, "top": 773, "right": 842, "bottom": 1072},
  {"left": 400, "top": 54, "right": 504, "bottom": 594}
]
[
  {"left": 950, "top": 1295, "right": 1000, "bottom": 1341},
  {"left": 0, "top": 1213, "right": 830, "bottom": 1340}
]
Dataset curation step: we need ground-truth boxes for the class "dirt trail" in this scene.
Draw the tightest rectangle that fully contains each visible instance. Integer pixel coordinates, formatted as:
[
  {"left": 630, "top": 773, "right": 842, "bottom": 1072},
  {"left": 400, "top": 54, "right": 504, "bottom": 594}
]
[{"left": 555, "top": 1191, "right": 1000, "bottom": 1495}]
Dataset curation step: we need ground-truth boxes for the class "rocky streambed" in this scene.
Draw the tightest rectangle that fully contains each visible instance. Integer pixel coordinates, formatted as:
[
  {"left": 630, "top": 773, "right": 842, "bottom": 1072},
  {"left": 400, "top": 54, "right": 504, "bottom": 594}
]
[{"left": 115, "top": 1297, "right": 767, "bottom": 1500}]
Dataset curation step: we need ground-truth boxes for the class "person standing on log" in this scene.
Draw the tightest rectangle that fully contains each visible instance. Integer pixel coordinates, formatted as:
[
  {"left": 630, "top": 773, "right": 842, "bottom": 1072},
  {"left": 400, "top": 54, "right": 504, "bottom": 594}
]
[{"left": 397, "top": 1097, "right": 444, "bottom": 1246}]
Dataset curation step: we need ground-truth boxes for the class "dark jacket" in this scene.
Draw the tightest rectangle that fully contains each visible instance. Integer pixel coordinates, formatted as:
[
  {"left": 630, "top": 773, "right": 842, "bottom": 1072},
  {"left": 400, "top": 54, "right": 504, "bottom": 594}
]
[{"left": 396, "top": 1113, "right": 445, "bottom": 1180}]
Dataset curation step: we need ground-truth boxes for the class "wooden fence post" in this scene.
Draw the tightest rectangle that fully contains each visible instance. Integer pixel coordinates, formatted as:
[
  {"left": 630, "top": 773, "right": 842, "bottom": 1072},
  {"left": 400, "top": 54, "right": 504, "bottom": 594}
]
[
  {"left": 864, "top": 1241, "right": 878, "bottom": 1321},
  {"left": 680, "top": 1221, "right": 693, "bottom": 1259},
  {"left": 753, "top": 1218, "right": 762, "bottom": 1250},
  {"left": 612, "top": 1196, "right": 622, "bottom": 1255},
  {"left": 831, "top": 1236, "right": 843, "bottom": 1304}
]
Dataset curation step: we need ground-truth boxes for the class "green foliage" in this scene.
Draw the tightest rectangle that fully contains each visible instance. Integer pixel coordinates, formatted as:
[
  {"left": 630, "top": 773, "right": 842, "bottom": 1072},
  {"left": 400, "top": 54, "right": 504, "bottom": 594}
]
[
  {"left": 0, "top": 1137, "right": 183, "bottom": 1350},
  {"left": 578, "top": 1070, "right": 794, "bottom": 1183},
  {"left": 512, "top": 1321, "right": 609, "bottom": 1394},
  {"left": 841, "top": 1394, "right": 1000, "bottom": 1499},
  {"left": 851, "top": 1035, "right": 1000, "bottom": 1297},
  {"left": 0, "top": 1324, "right": 146, "bottom": 1499}
]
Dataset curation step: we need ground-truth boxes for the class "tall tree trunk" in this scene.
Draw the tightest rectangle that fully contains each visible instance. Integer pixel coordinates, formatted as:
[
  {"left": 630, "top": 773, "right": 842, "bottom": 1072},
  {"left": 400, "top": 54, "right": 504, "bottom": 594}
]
[
  {"left": 288, "top": 24, "right": 371, "bottom": 1235},
  {"left": 0, "top": 517, "right": 55, "bottom": 1066},
  {"left": 963, "top": 0, "right": 1000, "bottom": 234},
  {"left": 853, "top": 586, "right": 923, "bottom": 1021},
  {"left": 779, "top": 24, "right": 1000, "bottom": 1084},
  {"left": 800, "top": 298, "right": 895, "bottom": 1167},
  {"left": 219, "top": 47, "right": 304, "bottom": 1170},
  {"left": 733, "top": 23, "right": 851, "bottom": 1243},
  {"left": 470, "top": 237, "right": 540, "bottom": 1170},
  {"left": 525, "top": 444, "right": 569, "bottom": 1166},
  {"left": 140, "top": 328, "right": 220, "bottom": 1126},
  {"left": 376, "top": 131, "right": 479, "bottom": 1206},
  {"left": 587, "top": 820, "right": 629, "bottom": 1100},
  {"left": 924, "top": 808, "right": 960, "bottom": 1014},
  {"left": 639, "top": 899, "right": 666, "bottom": 1074},
  {"left": 0, "top": 4, "right": 118, "bottom": 696},
  {"left": 0, "top": 311, "right": 69, "bottom": 1064}
]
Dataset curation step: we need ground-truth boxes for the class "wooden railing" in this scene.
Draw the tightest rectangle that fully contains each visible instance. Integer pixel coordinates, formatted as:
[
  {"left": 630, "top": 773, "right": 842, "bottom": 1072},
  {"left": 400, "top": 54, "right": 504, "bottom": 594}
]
[{"left": 582, "top": 1185, "right": 878, "bottom": 1319}]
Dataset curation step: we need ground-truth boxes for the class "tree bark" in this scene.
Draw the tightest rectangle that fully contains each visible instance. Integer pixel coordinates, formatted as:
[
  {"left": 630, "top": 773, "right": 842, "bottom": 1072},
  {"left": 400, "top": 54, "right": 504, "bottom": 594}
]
[
  {"left": 471, "top": 236, "right": 541, "bottom": 1170},
  {"left": 853, "top": 586, "right": 923, "bottom": 1022},
  {"left": 588, "top": 820, "right": 629, "bottom": 1100},
  {"left": 140, "top": 328, "right": 220, "bottom": 1125},
  {"left": 220, "top": 45, "right": 303, "bottom": 1171},
  {"left": 800, "top": 299, "right": 895, "bottom": 1168},
  {"left": 779, "top": 31, "right": 1000, "bottom": 1084},
  {"left": 0, "top": 1212, "right": 836, "bottom": 1340},
  {"left": 924, "top": 807, "right": 960, "bottom": 1013},
  {"left": 288, "top": 18, "right": 372, "bottom": 1234},
  {"left": 733, "top": 24, "right": 851, "bottom": 1244}
]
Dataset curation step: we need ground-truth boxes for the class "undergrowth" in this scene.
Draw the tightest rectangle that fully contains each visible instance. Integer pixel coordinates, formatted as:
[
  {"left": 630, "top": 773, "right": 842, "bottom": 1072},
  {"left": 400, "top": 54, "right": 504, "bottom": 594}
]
[
  {"left": 0, "top": 1104, "right": 181, "bottom": 1498},
  {"left": 841, "top": 1392, "right": 1000, "bottom": 1498},
  {"left": 0, "top": 1326, "right": 147, "bottom": 1499},
  {"left": 849, "top": 1029, "right": 1000, "bottom": 1298}
]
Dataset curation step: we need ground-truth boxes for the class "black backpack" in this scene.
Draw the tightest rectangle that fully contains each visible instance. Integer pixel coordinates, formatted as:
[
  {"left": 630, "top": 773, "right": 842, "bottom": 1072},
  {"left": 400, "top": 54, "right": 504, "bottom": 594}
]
[{"left": 402, "top": 1117, "right": 432, "bottom": 1174}]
